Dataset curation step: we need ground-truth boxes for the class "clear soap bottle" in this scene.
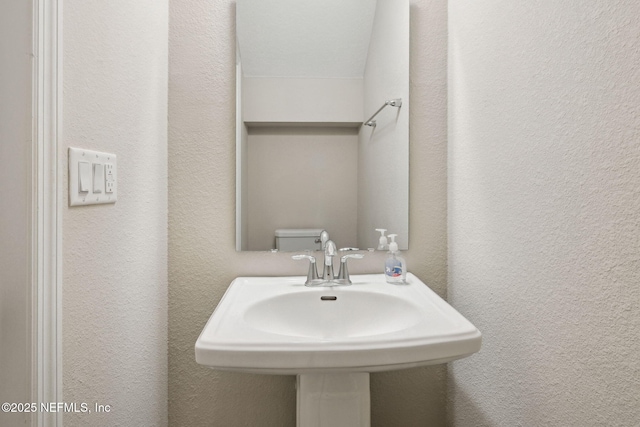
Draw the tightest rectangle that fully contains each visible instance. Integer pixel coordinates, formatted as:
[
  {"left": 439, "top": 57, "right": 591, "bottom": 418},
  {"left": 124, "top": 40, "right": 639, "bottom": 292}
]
[{"left": 384, "top": 234, "right": 406, "bottom": 284}]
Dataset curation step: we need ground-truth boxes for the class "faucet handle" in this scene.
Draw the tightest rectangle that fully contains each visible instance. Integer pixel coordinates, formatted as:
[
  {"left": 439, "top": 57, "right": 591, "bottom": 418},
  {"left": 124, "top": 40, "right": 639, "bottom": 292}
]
[
  {"left": 340, "top": 253, "right": 364, "bottom": 262},
  {"left": 292, "top": 254, "right": 315, "bottom": 262},
  {"left": 292, "top": 254, "right": 319, "bottom": 285},
  {"left": 337, "top": 253, "right": 364, "bottom": 285}
]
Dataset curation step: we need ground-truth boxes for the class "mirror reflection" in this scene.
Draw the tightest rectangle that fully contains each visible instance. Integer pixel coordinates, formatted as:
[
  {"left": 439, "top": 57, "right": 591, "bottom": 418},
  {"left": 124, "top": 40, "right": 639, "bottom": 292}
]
[{"left": 236, "top": 0, "right": 409, "bottom": 251}]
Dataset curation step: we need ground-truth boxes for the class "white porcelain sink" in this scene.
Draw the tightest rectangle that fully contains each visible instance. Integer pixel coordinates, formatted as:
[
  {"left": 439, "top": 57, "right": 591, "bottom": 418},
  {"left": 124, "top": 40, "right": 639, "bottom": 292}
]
[{"left": 195, "top": 273, "right": 481, "bottom": 374}]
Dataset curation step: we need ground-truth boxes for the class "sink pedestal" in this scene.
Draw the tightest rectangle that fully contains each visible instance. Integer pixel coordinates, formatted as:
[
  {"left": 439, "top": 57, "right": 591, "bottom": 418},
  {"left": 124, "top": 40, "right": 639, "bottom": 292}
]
[{"left": 296, "top": 373, "right": 370, "bottom": 427}]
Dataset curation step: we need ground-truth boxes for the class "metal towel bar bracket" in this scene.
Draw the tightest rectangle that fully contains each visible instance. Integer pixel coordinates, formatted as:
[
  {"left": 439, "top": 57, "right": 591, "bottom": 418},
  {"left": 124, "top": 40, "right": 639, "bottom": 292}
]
[{"left": 364, "top": 98, "right": 402, "bottom": 127}]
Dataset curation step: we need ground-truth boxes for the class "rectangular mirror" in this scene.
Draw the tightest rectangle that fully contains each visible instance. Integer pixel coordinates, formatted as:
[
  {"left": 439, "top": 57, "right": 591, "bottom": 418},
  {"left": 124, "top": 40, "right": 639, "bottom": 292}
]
[{"left": 236, "top": 0, "right": 409, "bottom": 251}]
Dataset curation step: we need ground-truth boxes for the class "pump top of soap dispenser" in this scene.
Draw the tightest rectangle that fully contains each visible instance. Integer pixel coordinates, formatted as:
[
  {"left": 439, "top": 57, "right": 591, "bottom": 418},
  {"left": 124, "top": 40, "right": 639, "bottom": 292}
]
[
  {"left": 388, "top": 234, "right": 399, "bottom": 253},
  {"left": 375, "top": 229, "right": 388, "bottom": 250}
]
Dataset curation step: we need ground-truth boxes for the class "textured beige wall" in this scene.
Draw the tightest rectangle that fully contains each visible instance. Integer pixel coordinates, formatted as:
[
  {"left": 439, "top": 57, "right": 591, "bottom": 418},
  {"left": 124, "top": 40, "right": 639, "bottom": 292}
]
[
  {"left": 448, "top": 1, "right": 640, "bottom": 426},
  {"left": 169, "top": 0, "right": 448, "bottom": 425},
  {"left": 63, "top": 1, "right": 168, "bottom": 425}
]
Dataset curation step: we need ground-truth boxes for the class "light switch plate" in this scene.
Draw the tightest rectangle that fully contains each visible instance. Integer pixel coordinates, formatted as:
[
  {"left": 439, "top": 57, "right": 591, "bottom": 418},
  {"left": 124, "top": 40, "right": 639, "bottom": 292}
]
[{"left": 69, "top": 147, "right": 117, "bottom": 206}]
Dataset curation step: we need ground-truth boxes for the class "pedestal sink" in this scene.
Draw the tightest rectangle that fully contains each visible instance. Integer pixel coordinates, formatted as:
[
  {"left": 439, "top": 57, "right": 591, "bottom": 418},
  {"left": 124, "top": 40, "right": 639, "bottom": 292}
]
[{"left": 195, "top": 273, "right": 481, "bottom": 426}]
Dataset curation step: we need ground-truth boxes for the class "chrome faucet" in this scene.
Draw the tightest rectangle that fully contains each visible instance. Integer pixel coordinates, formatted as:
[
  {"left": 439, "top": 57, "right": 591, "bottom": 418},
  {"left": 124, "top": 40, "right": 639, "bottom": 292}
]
[{"left": 293, "top": 236, "right": 364, "bottom": 286}]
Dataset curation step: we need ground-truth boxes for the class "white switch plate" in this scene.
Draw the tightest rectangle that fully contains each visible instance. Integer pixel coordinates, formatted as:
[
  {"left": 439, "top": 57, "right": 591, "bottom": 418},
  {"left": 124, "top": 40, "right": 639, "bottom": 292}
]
[{"left": 69, "top": 147, "right": 117, "bottom": 206}]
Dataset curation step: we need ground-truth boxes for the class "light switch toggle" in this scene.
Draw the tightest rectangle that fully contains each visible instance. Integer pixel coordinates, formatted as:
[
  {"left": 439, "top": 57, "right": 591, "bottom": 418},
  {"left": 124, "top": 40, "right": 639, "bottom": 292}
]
[
  {"left": 78, "top": 161, "right": 91, "bottom": 193},
  {"left": 93, "top": 163, "right": 105, "bottom": 194}
]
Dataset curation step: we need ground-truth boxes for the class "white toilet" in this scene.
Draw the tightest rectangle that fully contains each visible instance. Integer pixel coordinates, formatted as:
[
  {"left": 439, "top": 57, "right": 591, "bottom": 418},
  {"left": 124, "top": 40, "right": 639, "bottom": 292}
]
[{"left": 275, "top": 228, "right": 324, "bottom": 251}]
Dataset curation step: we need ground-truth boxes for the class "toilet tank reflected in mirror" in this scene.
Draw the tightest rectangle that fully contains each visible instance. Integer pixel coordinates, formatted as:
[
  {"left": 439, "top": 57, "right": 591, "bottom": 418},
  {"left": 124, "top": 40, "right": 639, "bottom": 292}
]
[{"left": 275, "top": 228, "right": 324, "bottom": 252}]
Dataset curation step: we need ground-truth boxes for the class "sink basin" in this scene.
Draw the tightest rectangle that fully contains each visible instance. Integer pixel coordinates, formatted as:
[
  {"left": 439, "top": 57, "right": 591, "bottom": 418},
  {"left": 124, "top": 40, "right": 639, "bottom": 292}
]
[
  {"left": 196, "top": 273, "right": 481, "bottom": 374},
  {"left": 244, "top": 290, "right": 423, "bottom": 339}
]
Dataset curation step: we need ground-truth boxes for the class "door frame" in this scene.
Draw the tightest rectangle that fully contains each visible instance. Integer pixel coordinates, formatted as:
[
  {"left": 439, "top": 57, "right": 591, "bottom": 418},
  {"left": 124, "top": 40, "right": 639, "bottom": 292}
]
[{"left": 32, "top": 0, "right": 63, "bottom": 425}]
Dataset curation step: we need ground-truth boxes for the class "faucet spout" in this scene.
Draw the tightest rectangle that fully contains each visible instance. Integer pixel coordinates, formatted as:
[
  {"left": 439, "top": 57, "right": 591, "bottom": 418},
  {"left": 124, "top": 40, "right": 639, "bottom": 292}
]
[{"left": 322, "top": 240, "right": 337, "bottom": 280}]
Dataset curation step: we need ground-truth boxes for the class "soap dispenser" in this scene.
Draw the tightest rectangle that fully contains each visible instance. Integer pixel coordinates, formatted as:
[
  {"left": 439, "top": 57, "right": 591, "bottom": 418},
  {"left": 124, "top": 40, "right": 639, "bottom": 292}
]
[
  {"left": 385, "top": 234, "right": 407, "bottom": 284},
  {"left": 375, "top": 228, "right": 388, "bottom": 251}
]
